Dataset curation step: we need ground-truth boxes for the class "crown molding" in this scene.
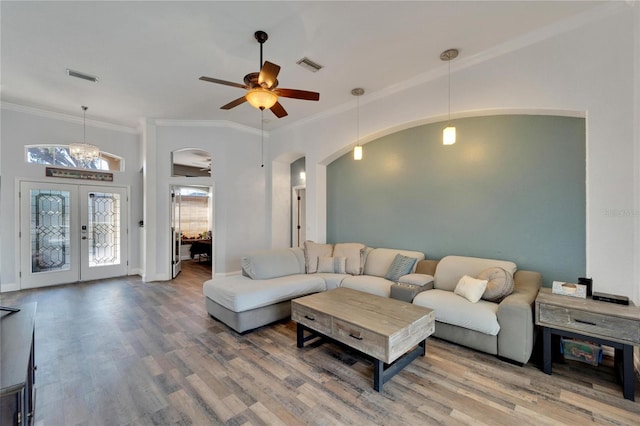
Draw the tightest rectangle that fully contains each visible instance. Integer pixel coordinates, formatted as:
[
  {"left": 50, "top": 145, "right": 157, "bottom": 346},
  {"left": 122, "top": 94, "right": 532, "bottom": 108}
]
[{"left": 1, "top": 101, "right": 140, "bottom": 135}]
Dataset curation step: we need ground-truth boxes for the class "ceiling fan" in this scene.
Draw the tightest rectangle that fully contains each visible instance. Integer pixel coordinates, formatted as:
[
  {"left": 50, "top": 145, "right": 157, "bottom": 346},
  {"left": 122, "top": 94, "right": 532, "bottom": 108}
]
[{"left": 199, "top": 31, "right": 320, "bottom": 118}]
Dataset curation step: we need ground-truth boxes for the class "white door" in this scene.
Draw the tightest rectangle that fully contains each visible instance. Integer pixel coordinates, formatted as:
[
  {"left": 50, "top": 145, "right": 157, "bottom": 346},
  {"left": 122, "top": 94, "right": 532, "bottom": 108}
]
[
  {"left": 79, "top": 186, "right": 128, "bottom": 281},
  {"left": 171, "top": 187, "right": 182, "bottom": 278},
  {"left": 20, "top": 181, "right": 128, "bottom": 288}
]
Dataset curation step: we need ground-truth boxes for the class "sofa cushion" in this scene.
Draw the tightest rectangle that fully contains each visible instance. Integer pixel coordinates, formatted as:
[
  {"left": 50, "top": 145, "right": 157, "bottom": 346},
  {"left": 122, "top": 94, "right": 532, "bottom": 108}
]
[
  {"left": 317, "top": 256, "right": 347, "bottom": 274},
  {"left": 314, "top": 273, "right": 349, "bottom": 290},
  {"left": 413, "top": 289, "right": 500, "bottom": 335},
  {"left": 304, "top": 241, "right": 333, "bottom": 273},
  {"left": 434, "top": 256, "right": 517, "bottom": 292},
  {"left": 478, "top": 267, "right": 514, "bottom": 302},
  {"left": 384, "top": 254, "right": 418, "bottom": 282},
  {"left": 454, "top": 275, "right": 488, "bottom": 303},
  {"left": 203, "top": 274, "right": 326, "bottom": 312},
  {"left": 333, "top": 243, "right": 366, "bottom": 275},
  {"left": 241, "top": 248, "right": 305, "bottom": 280},
  {"left": 340, "top": 275, "right": 395, "bottom": 298},
  {"left": 363, "top": 248, "right": 425, "bottom": 278},
  {"left": 398, "top": 273, "right": 434, "bottom": 287}
]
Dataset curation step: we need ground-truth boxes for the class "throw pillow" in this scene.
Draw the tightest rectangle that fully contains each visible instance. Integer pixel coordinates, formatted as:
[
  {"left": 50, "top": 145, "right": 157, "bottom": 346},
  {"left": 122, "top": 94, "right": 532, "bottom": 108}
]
[
  {"left": 333, "top": 243, "right": 367, "bottom": 275},
  {"left": 454, "top": 275, "right": 489, "bottom": 303},
  {"left": 385, "top": 254, "right": 418, "bottom": 282},
  {"left": 478, "top": 267, "right": 514, "bottom": 302},
  {"left": 303, "top": 241, "right": 333, "bottom": 273},
  {"left": 317, "top": 256, "right": 347, "bottom": 274}
]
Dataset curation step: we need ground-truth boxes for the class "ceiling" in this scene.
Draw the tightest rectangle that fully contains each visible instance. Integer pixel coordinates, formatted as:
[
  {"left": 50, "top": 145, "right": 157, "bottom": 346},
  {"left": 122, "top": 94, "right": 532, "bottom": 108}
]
[{"left": 1, "top": 1, "right": 606, "bottom": 132}]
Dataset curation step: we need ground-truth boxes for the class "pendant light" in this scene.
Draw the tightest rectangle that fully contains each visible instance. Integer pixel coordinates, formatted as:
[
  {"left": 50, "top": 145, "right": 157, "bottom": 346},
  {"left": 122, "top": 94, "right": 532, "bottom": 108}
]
[
  {"left": 352, "top": 88, "right": 364, "bottom": 160},
  {"left": 440, "top": 48, "right": 459, "bottom": 145},
  {"left": 69, "top": 106, "right": 100, "bottom": 163}
]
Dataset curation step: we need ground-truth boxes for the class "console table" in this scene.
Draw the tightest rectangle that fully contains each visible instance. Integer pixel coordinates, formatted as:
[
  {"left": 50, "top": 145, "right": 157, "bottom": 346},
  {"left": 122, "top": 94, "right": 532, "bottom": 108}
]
[
  {"left": 0, "top": 303, "right": 37, "bottom": 425},
  {"left": 535, "top": 288, "right": 639, "bottom": 400}
]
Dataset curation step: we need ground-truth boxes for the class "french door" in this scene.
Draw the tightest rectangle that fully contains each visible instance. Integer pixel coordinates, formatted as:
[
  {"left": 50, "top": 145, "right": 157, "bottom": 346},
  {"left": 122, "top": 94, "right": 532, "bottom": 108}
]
[{"left": 20, "top": 181, "right": 128, "bottom": 289}]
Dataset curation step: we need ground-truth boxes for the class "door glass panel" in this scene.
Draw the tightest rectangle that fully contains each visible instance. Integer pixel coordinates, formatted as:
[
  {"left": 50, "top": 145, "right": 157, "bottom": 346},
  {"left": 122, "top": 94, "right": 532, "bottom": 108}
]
[
  {"left": 87, "top": 192, "right": 121, "bottom": 267},
  {"left": 30, "top": 189, "right": 71, "bottom": 273}
]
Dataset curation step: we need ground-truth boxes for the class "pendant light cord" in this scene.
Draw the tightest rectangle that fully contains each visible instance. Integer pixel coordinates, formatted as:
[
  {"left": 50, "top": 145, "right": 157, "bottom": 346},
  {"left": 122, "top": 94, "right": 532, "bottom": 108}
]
[
  {"left": 261, "top": 109, "right": 264, "bottom": 168},
  {"left": 447, "top": 59, "right": 451, "bottom": 124},
  {"left": 356, "top": 94, "right": 360, "bottom": 146}
]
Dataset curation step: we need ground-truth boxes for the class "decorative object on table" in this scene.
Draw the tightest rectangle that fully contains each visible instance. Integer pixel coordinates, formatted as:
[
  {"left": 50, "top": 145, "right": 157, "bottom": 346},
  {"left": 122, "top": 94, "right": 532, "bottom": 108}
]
[
  {"left": 560, "top": 338, "right": 603, "bottom": 366},
  {"left": 592, "top": 291, "right": 630, "bottom": 305},
  {"left": 552, "top": 281, "right": 587, "bottom": 298},
  {"left": 578, "top": 277, "right": 593, "bottom": 296}
]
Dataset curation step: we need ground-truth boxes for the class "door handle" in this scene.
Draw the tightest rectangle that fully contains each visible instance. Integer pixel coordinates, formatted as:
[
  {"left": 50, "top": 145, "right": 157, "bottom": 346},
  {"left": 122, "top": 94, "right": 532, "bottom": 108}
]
[{"left": 82, "top": 236, "right": 87, "bottom": 240}]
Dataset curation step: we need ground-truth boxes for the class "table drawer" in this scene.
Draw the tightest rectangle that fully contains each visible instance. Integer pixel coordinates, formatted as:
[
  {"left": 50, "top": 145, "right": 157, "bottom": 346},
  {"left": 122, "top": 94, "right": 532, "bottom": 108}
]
[
  {"left": 332, "top": 318, "right": 386, "bottom": 361},
  {"left": 539, "top": 304, "right": 640, "bottom": 344},
  {"left": 292, "top": 304, "right": 331, "bottom": 335}
]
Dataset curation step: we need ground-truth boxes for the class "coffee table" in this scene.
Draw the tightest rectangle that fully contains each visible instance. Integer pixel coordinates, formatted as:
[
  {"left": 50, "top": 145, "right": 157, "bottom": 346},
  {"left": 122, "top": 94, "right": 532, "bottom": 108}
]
[{"left": 292, "top": 287, "right": 435, "bottom": 391}]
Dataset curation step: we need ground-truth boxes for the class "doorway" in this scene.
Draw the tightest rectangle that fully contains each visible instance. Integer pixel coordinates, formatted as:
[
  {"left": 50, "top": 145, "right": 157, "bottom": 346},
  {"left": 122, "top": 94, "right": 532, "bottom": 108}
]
[
  {"left": 19, "top": 181, "right": 129, "bottom": 289},
  {"left": 170, "top": 185, "right": 213, "bottom": 278}
]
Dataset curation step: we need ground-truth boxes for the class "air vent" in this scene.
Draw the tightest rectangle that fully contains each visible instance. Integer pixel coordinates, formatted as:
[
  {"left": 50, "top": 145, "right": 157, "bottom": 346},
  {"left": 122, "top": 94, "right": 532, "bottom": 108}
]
[
  {"left": 66, "top": 69, "right": 99, "bottom": 83},
  {"left": 296, "top": 57, "right": 323, "bottom": 72}
]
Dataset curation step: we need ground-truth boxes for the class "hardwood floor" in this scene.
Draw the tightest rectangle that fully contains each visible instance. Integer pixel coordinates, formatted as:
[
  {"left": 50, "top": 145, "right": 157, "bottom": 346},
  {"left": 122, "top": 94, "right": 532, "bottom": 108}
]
[{"left": 2, "top": 260, "right": 639, "bottom": 425}]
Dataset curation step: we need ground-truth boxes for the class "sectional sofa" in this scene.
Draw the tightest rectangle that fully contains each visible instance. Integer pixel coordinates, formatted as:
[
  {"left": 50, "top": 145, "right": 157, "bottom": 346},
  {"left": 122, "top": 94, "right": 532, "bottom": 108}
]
[{"left": 202, "top": 242, "right": 542, "bottom": 364}]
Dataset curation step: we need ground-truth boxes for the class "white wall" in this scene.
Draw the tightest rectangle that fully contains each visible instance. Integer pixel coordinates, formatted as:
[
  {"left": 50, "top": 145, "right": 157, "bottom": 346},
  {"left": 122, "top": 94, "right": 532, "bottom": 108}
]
[
  {"left": 270, "top": 4, "right": 640, "bottom": 302},
  {"left": 0, "top": 105, "right": 142, "bottom": 291},
  {"left": 140, "top": 120, "right": 267, "bottom": 281}
]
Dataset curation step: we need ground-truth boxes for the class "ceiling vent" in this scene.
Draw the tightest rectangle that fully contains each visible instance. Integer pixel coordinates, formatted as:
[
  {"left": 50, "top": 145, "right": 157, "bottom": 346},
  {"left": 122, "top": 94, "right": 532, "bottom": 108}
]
[
  {"left": 66, "top": 69, "right": 99, "bottom": 83},
  {"left": 296, "top": 57, "right": 323, "bottom": 72}
]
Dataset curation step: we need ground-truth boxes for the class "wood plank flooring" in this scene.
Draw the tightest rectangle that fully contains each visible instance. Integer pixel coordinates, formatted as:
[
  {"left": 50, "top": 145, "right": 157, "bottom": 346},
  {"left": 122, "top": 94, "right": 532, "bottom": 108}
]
[{"left": 1, "top": 260, "right": 639, "bottom": 425}]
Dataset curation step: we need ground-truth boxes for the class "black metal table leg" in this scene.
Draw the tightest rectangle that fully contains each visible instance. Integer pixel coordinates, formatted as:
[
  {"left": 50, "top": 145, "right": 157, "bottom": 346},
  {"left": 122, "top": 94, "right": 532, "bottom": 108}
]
[{"left": 542, "top": 327, "right": 552, "bottom": 374}]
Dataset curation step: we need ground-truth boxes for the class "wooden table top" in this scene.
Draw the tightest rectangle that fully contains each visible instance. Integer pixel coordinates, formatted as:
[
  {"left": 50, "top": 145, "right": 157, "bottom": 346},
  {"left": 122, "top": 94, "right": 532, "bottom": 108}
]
[
  {"left": 292, "top": 287, "right": 433, "bottom": 337},
  {"left": 536, "top": 288, "right": 640, "bottom": 321}
]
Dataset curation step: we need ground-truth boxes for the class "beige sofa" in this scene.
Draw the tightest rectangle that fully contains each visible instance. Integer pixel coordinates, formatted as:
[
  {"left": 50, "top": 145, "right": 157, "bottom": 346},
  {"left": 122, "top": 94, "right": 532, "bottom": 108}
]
[
  {"left": 202, "top": 244, "right": 424, "bottom": 333},
  {"left": 411, "top": 256, "right": 542, "bottom": 364},
  {"left": 203, "top": 246, "right": 542, "bottom": 365}
]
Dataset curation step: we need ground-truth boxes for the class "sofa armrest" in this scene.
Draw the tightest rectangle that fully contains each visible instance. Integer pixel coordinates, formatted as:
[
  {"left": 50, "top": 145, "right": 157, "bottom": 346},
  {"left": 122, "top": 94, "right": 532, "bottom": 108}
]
[
  {"left": 496, "top": 270, "right": 543, "bottom": 364},
  {"left": 397, "top": 273, "right": 434, "bottom": 287},
  {"left": 415, "top": 259, "right": 438, "bottom": 276}
]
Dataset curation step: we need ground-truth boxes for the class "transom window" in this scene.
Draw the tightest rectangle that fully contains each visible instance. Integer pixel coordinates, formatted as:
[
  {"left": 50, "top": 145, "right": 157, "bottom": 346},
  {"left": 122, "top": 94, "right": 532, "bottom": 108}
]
[{"left": 26, "top": 145, "right": 123, "bottom": 171}]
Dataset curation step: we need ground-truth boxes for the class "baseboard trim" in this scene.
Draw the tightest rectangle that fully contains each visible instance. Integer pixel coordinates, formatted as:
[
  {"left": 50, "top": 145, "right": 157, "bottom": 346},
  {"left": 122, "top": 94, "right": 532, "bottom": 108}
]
[{"left": 0, "top": 282, "right": 20, "bottom": 293}]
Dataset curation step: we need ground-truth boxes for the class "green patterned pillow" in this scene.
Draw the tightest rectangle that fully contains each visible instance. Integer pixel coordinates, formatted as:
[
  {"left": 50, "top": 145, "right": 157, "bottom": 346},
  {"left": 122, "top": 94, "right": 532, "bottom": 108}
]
[{"left": 385, "top": 254, "right": 417, "bottom": 282}]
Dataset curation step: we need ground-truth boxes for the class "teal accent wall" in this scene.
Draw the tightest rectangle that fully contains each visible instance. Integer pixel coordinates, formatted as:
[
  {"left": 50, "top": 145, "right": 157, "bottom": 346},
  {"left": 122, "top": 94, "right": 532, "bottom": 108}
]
[{"left": 327, "top": 115, "right": 586, "bottom": 286}]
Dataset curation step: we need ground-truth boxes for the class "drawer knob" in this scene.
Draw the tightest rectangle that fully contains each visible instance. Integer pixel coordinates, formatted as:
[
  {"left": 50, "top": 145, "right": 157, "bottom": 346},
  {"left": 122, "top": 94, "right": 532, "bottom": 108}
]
[
  {"left": 349, "top": 331, "right": 363, "bottom": 340},
  {"left": 304, "top": 315, "right": 315, "bottom": 321}
]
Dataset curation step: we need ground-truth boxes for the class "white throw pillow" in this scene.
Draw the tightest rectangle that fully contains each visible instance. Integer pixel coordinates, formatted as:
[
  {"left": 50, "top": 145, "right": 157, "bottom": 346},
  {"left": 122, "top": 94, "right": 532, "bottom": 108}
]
[
  {"left": 333, "top": 243, "right": 366, "bottom": 275},
  {"left": 317, "top": 256, "right": 347, "bottom": 274},
  {"left": 303, "top": 241, "right": 333, "bottom": 273},
  {"left": 454, "top": 275, "right": 489, "bottom": 303}
]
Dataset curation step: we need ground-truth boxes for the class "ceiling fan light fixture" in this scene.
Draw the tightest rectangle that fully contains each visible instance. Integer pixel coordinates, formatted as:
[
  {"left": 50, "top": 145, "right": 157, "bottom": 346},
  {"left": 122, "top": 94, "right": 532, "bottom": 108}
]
[{"left": 245, "top": 87, "right": 278, "bottom": 110}]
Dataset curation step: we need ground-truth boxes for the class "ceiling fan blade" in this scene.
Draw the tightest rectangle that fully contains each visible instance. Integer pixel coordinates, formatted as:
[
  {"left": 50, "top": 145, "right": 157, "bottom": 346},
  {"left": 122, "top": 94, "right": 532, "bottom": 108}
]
[
  {"left": 270, "top": 101, "right": 288, "bottom": 118},
  {"left": 274, "top": 88, "right": 320, "bottom": 101},
  {"left": 221, "top": 96, "right": 248, "bottom": 110},
  {"left": 199, "top": 76, "right": 246, "bottom": 89},
  {"left": 258, "top": 61, "right": 281, "bottom": 89}
]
